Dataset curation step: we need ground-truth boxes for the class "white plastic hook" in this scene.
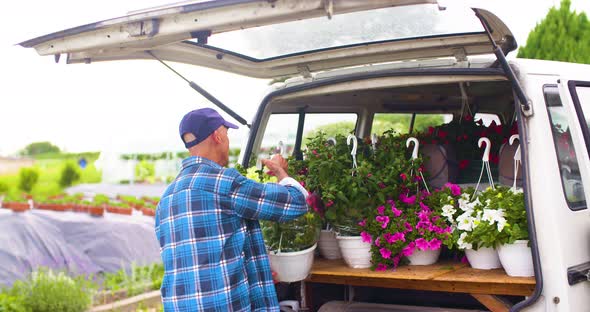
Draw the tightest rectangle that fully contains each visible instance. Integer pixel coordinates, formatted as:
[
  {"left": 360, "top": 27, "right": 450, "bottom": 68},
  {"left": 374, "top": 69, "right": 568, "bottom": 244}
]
[
  {"left": 478, "top": 137, "right": 491, "bottom": 162},
  {"left": 406, "top": 137, "right": 419, "bottom": 160},
  {"left": 346, "top": 134, "right": 358, "bottom": 156},
  {"left": 371, "top": 133, "right": 378, "bottom": 151},
  {"left": 509, "top": 134, "right": 521, "bottom": 161},
  {"left": 278, "top": 140, "right": 285, "bottom": 157},
  {"left": 327, "top": 137, "right": 337, "bottom": 146},
  {"left": 346, "top": 134, "right": 358, "bottom": 172}
]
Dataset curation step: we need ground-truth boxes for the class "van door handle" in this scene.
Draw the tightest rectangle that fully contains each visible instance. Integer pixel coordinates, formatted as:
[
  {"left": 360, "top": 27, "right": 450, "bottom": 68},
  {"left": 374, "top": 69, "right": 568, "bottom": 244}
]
[{"left": 567, "top": 262, "right": 590, "bottom": 285}]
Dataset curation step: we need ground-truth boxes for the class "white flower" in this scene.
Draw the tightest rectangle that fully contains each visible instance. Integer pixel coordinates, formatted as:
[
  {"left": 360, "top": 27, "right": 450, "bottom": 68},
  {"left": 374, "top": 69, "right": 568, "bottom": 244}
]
[
  {"left": 459, "top": 197, "right": 480, "bottom": 212},
  {"left": 485, "top": 199, "right": 492, "bottom": 207},
  {"left": 441, "top": 204, "right": 456, "bottom": 222},
  {"left": 457, "top": 232, "right": 472, "bottom": 250},
  {"left": 457, "top": 211, "right": 475, "bottom": 231},
  {"left": 482, "top": 209, "right": 505, "bottom": 226},
  {"left": 510, "top": 188, "right": 524, "bottom": 194},
  {"left": 497, "top": 217, "right": 507, "bottom": 232}
]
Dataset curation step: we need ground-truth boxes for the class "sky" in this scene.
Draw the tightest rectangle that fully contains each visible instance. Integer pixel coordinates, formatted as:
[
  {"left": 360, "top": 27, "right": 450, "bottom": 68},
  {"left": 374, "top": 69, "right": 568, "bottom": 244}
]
[{"left": 1, "top": 0, "right": 589, "bottom": 156}]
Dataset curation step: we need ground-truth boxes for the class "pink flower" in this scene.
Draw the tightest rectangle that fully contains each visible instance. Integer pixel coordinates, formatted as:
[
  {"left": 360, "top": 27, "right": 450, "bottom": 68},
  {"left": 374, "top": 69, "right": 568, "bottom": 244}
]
[
  {"left": 367, "top": 173, "right": 373, "bottom": 178},
  {"left": 461, "top": 256, "right": 469, "bottom": 264},
  {"left": 416, "top": 221, "right": 431, "bottom": 230},
  {"left": 415, "top": 238, "right": 430, "bottom": 251},
  {"left": 299, "top": 180, "right": 306, "bottom": 188},
  {"left": 380, "top": 248, "right": 392, "bottom": 259},
  {"left": 390, "top": 232, "right": 405, "bottom": 243},
  {"left": 361, "top": 231, "right": 372, "bottom": 243},
  {"left": 400, "top": 193, "right": 416, "bottom": 205},
  {"left": 429, "top": 238, "right": 442, "bottom": 250},
  {"left": 419, "top": 202, "right": 430, "bottom": 211},
  {"left": 376, "top": 263, "right": 388, "bottom": 271},
  {"left": 325, "top": 200, "right": 334, "bottom": 208},
  {"left": 400, "top": 173, "right": 407, "bottom": 181},
  {"left": 358, "top": 219, "right": 367, "bottom": 227},
  {"left": 377, "top": 205, "right": 385, "bottom": 215},
  {"left": 376, "top": 216, "right": 390, "bottom": 229},
  {"left": 391, "top": 206, "right": 402, "bottom": 217},
  {"left": 393, "top": 255, "right": 402, "bottom": 268},
  {"left": 312, "top": 150, "right": 318, "bottom": 155},
  {"left": 401, "top": 242, "right": 416, "bottom": 256},
  {"left": 414, "top": 175, "right": 422, "bottom": 182},
  {"left": 375, "top": 237, "right": 381, "bottom": 247},
  {"left": 418, "top": 210, "right": 430, "bottom": 222},
  {"left": 378, "top": 182, "right": 386, "bottom": 189},
  {"left": 404, "top": 222, "right": 413, "bottom": 232},
  {"left": 445, "top": 183, "right": 461, "bottom": 196}
]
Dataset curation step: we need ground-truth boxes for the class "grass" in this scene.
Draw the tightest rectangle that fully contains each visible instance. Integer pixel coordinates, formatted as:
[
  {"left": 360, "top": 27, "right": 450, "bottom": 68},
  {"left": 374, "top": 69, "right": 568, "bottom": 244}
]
[{"left": 0, "top": 158, "right": 102, "bottom": 198}]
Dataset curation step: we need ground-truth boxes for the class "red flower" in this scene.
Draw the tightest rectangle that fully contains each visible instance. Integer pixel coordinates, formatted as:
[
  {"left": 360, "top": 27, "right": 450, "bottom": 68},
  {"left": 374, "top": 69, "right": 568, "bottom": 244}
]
[
  {"left": 490, "top": 154, "right": 499, "bottom": 164},
  {"left": 437, "top": 129, "right": 448, "bottom": 139},
  {"left": 400, "top": 173, "right": 407, "bottom": 181},
  {"left": 428, "top": 126, "right": 435, "bottom": 135},
  {"left": 464, "top": 114, "right": 473, "bottom": 122},
  {"left": 458, "top": 159, "right": 470, "bottom": 170},
  {"left": 378, "top": 182, "right": 386, "bottom": 189},
  {"left": 367, "top": 173, "right": 373, "bottom": 178}
]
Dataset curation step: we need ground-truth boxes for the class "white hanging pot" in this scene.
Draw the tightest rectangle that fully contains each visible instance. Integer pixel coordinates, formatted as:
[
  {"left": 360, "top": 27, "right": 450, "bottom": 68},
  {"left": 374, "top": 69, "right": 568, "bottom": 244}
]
[
  {"left": 498, "top": 240, "right": 534, "bottom": 277},
  {"left": 465, "top": 247, "right": 502, "bottom": 270},
  {"left": 269, "top": 244, "right": 317, "bottom": 282},
  {"left": 407, "top": 248, "right": 441, "bottom": 265},
  {"left": 318, "top": 230, "right": 342, "bottom": 260},
  {"left": 336, "top": 235, "right": 372, "bottom": 269}
]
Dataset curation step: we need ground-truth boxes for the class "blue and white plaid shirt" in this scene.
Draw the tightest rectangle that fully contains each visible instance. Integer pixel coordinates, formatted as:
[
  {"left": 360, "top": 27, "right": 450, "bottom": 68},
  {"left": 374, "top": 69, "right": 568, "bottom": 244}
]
[{"left": 155, "top": 156, "right": 308, "bottom": 311}]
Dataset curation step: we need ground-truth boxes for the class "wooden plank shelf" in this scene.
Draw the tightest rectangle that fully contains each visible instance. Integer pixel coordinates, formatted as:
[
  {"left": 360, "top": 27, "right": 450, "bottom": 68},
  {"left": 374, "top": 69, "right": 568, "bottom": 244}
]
[{"left": 305, "top": 259, "right": 536, "bottom": 312}]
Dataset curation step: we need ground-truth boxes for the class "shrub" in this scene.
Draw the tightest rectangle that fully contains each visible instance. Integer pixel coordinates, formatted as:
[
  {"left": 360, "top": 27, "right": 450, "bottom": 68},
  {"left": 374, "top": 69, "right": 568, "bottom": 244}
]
[
  {"left": 10, "top": 268, "right": 95, "bottom": 312},
  {"left": 0, "top": 181, "right": 9, "bottom": 194},
  {"left": 0, "top": 291, "right": 29, "bottom": 312},
  {"left": 59, "top": 162, "right": 80, "bottom": 188},
  {"left": 135, "top": 161, "right": 155, "bottom": 182},
  {"left": 18, "top": 168, "right": 39, "bottom": 193}
]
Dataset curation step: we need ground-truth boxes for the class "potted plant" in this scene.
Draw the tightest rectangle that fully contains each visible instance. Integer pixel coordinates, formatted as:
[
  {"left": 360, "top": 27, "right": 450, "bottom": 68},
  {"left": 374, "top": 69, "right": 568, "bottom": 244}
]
[
  {"left": 473, "top": 186, "right": 532, "bottom": 276},
  {"left": 2, "top": 194, "right": 31, "bottom": 212},
  {"left": 238, "top": 163, "right": 321, "bottom": 281}
]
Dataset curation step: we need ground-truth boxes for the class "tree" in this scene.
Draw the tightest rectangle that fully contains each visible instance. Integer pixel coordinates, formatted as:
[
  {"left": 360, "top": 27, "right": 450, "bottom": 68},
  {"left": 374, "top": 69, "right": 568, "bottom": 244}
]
[
  {"left": 59, "top": 162, "right": 81, "bottom": 188},
  {"left": 20, "top": 141, "right": 61, "bottom": 156},
  {"left": 518, "top": 0, "right": 590, "bottom": 64}
]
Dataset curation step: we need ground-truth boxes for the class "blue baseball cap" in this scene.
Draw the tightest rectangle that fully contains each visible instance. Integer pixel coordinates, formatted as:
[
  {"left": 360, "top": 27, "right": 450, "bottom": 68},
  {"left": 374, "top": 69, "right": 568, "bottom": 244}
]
[{"left": 179, "top": 108, "right": 238, "bottom": 148}]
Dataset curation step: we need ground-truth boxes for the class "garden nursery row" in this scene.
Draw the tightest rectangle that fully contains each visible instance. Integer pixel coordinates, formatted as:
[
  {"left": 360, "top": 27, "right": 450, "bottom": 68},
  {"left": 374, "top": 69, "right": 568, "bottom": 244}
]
[
  {"left": 0, "top": 193, "right": 160, "bottom": 217},
  {"left": 238, "top": 116, "right": 533, "bottom": 284}
]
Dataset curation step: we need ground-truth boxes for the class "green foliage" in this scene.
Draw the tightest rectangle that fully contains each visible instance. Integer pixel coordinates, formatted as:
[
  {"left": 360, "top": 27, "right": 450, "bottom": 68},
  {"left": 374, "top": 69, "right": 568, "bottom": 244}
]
[
  {"left": 17, "top": 168, "right": 39, "bottom": 193},
  {"left": 20, "top": 142, "right": 60, "bottom": 156},
  {"left": 93, "top": 194, "right": 110, "bottom": 205},
  {"left": 262, "top": 212, "right": 322, "bottom": 252},
  {"left": 9, "top": 268, "right": 95, "bottom": 312},
  {"left": 0, "top": 291, "right": 29, "bottom": 312},
  {"left": 0, "top": 182, "right": 8, "bottom": 194},
  {"left": 59, "top": 162, "right": 80, "bottom": 188},
  {"left": 518, "top": 0, "right": 590, "bottom": 64},
  {"left": 135, "top": 161, "right": 155, "bottom": 183},
  {"left": 103, "top": 263, "right": 164, "bottom": 296}
]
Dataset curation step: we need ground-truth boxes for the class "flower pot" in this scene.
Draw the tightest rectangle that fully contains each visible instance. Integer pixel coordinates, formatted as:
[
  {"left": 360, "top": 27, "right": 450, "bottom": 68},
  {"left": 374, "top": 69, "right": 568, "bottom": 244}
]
[
  {"left": 465, "top": 247, "right": 502, "bottom": 270},
  {"left": 318, "top": 230, "right": 342, "bottom": 260},
  {"left": 498, "top": 240, "right": 534, "bottom": 277},
  {"left": 142, "top": 208, "right": 156, "bottom": 217},
  {"left": 336, "top": 236, "right": 371, "bottom": 269},
  {"left": 115, "top": 207, "right": 133, "bottom": 215},
  {"left": 268, "top": 244, "right": 317, "bottom": 282},
  {"left": 88, "top": 206, "right": 104, "bottom": 217},
  {"left": 4, "top": 202, "right": 30, "bottom": 213},
  {"left": 407, "top": 248, "right": 441, "bottom": 265}
]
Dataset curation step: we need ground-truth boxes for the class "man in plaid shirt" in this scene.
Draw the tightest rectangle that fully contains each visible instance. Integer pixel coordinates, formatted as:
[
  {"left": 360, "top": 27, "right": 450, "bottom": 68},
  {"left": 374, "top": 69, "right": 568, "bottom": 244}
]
[{"left": 155, "top": 108, "right": 308, "bottom": 311}]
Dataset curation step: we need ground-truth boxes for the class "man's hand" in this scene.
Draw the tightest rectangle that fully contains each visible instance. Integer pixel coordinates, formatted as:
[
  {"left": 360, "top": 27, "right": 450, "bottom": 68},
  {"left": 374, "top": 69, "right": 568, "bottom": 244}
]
[{"left": 261, "top": 154, "right": 289, "bottom": 182}]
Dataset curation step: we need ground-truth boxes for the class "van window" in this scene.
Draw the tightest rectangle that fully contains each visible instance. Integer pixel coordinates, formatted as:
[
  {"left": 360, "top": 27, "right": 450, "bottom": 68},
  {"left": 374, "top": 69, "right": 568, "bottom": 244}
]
[
  {"left": 573, "top": 86, "right": 590, "bottom": 129},
  {"left": 371, "top": 113, "right": 451, "bottom": 135},
  {"left": 543, "top": 85, "right": 587, "bottom": 210},
  {"left": 258, "top": 113, "right": 357, "bottom": 160}
]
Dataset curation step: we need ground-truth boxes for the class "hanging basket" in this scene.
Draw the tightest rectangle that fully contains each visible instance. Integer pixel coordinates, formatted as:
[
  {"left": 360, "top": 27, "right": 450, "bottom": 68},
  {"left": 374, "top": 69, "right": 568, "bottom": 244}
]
[
  {"left": 465, "top": 247, "right": 502, "bottom": 270},
  {"left": 268, "top": 244, "right": 317, "bottom": 282},
  {"left": 407, "top": 248, "right": 441, "bottom": 266},
  {"left": 318, "top": 230, "right": 342, "bottom": 260},
  {"left": 498, "top": 240, "right": 534, "bottom": 277},
  {"left": 336, "top": 235, "right": 371, "bottom": 269}
]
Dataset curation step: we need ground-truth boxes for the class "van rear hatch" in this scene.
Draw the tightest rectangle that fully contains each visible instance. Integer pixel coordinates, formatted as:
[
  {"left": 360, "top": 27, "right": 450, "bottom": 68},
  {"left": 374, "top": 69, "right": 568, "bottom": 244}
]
[{"left": 19, "top": 0, "right": 516, "bottom": 79}]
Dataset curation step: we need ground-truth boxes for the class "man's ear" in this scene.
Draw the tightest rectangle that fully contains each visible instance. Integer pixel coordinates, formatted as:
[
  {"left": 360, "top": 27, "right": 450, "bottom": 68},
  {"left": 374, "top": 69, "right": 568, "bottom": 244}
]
[{"left": 212, "top": 129, "right": 223, "bottom": 144}]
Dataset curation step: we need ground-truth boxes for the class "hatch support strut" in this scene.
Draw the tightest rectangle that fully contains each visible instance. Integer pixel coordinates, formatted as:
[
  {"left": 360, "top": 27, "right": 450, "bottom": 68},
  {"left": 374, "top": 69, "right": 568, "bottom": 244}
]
[
  {"left": 147, "top": 51, "right": 250, "bottom": 128},
  {"left": 473, "top": 9, "right": 533, "bottom": 117}
]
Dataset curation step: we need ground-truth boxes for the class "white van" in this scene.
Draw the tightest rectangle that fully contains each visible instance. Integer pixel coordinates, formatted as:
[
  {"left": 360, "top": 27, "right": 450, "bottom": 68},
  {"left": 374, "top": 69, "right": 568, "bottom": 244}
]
[{"left": 20, "top": 1, "right": 589, "bottom": 311}]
